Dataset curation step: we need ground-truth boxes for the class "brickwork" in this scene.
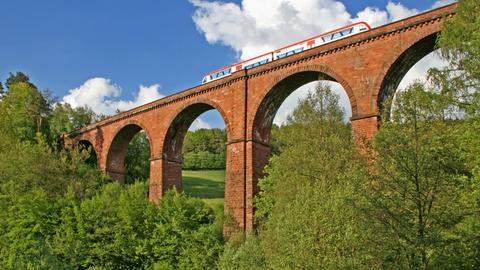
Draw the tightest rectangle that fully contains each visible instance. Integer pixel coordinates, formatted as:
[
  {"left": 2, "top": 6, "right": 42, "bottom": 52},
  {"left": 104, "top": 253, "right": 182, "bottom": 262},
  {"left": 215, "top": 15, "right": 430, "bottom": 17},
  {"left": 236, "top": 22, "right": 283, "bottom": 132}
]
[{"left": 65, "top": 4, "right": 457, "bottom": 232}]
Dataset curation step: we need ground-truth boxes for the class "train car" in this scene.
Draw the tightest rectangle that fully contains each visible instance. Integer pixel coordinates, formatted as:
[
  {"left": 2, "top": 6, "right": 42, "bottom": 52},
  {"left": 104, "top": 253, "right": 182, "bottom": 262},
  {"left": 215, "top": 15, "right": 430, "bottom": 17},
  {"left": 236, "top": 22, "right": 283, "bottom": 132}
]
[
  {"left": 202, "top": 22, "right": 371, "bottom": 84},
  {"left": 201, "top": 52, "right": 273, "bottom": 84},
  {"left": 273, "top": 22, "right": 371, "bottom": 60}
]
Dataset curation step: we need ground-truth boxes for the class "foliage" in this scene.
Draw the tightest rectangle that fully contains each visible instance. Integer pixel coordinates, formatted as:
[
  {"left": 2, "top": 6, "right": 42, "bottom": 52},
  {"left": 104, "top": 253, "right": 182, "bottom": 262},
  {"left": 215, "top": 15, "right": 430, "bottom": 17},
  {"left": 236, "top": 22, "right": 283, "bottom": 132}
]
[
  {"left": 286, "top": 82, "right": 344, "bottom": 125},
  {"left": 0, "top": 134, "right": 107, "bottom": 268},
  {"left": 223, "top": 83, "right": 382, "bottom": 269},
  {"left": 438, "top": 0, "right": 480, "bottom": 89},
  {"left": 48, "top": 103, "right": 97, "bottom": 145},
  {"left": 0, "top": 82, "right": 4, "bottom": 97},
  {"left": 182, "top": 128, "right": 226, "bottom": 170},
  {"left": 123, "top": 128, "right": 227, "bottom": 183},
  {"left": 367, "top": 83, "right": 479, "bottom": 269},
  {"left": 217, "top": 233, "right": 266, "bottom": 270},
  {"left": 124, "top": 131, "right": 151, "bottom": 184},
  {"left": 5, "top": 72, "right": 34, "bottom": 89},
  {"left": 0, "top": 81, "right": 50, "bottom": 142},
  {"left": 1, "top": 188, "right": 64, "bottom": 269},
  {"left": 53, "top": 183, "right": 222, "bottom": 269}
]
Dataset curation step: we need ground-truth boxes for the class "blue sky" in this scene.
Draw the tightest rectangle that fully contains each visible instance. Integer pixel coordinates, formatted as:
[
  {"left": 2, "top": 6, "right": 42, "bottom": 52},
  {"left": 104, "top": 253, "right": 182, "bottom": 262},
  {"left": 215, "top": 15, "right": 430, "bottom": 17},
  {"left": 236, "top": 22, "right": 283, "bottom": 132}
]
[{"left": 0, "top": 0, "right": 452, "bottom": 128}]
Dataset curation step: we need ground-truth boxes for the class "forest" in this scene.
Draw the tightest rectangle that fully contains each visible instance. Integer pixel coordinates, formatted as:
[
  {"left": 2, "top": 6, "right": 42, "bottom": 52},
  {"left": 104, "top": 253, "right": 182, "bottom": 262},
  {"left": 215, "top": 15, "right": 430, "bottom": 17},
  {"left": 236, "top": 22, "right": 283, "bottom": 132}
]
[{"left": 0, "top": 0, "right": 479, "bottom": 269}]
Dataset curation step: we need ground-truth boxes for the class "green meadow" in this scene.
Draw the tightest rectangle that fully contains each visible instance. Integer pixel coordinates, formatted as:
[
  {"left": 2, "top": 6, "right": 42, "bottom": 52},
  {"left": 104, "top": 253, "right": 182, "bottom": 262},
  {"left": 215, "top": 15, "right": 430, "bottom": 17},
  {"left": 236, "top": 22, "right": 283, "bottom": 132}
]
[{"left": 182, "top": 170, "right": 225, "bottom": 212}]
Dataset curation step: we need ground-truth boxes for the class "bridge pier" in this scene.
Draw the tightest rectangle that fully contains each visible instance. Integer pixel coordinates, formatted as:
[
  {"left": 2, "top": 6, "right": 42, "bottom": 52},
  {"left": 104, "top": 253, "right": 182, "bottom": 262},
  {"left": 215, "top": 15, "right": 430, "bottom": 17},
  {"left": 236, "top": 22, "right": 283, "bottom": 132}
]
[
  {"left": 149, "top": 157, "right": 183, "bottom": 205},
  {"left": 107, "top": 170, "right": 126, "bottom": 184},
  {"left": 350, "top": 114, "right": 379, "bottom": 145}
]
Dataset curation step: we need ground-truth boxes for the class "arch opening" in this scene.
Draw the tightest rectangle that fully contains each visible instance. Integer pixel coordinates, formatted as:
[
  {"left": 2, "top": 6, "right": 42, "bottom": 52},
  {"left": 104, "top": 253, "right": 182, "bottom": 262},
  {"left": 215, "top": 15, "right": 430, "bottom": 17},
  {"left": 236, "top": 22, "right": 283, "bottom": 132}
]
[
  {"left": 251, "top": 70, "right": 354, "bottom": 198},
  {"left": 78, "top": 140, "right": 98, "bottom": 167},
  {"left": 378, "top": 33, "right": 441, "bottom": 115},
  {"left": 163, "top": 103, "right": 227, "bottom": 211},
  {"left": 253, "top": 71, "right": 353, "bottom": 145},
  {"left": 106, "top": 123, "right": 152, "bottom": 184}
]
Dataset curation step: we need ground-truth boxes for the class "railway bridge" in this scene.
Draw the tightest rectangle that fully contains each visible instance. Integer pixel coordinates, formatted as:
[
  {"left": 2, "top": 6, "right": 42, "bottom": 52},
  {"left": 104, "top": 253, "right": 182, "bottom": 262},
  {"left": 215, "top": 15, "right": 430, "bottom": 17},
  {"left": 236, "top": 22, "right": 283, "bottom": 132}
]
[{"left": 65, "top": 3, "right": 457, "bottom": 231}]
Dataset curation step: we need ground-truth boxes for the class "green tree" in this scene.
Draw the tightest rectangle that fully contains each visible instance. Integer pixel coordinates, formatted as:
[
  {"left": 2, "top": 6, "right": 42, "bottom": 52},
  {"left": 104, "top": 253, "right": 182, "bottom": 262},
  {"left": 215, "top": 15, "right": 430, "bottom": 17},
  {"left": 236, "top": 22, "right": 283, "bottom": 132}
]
[
  {"left": 53, "top": 183, "right": 223, "bottom": 269},
  {"left": 223, "top": 83, "right": 382, "bottom": 269},
  {"left": 5, "top": 72, "right": 35, "bottom": 89},
  {"left": 0, "top": 82, "right": 4, "bottom": 98},
  {"left": 0, "top": 130, "right": 107, "bottom": 268},
  {"left": 286, "top": 82, "right": 344, "bottom": 125},
  {"left": 125, "top": 131, "right": 151, "bottom": 184},
  {"left": 1, "top": 188, "right": 64, "bottom": 269},
  {"left": 0, "top": 80, "right": 50, "bottom": 142},
  {"left": 367, "top": 83, "right": 478, "bottom": 269},
  {"left": 48, "top": 103, "right": 96, "bottom": 144},
  {"left": 438, "top": 0, "right": 480, "bottom": 89},
  {"left": 182, "top": 128, "right": 226, "bottom": 170}
]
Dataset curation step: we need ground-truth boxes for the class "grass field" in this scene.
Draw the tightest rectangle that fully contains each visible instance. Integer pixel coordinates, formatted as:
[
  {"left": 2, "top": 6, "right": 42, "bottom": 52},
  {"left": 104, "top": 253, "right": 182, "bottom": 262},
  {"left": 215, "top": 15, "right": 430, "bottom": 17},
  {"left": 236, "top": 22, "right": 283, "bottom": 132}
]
[{"left": 182, "top": 170, "right": 225, "bottom": 211}]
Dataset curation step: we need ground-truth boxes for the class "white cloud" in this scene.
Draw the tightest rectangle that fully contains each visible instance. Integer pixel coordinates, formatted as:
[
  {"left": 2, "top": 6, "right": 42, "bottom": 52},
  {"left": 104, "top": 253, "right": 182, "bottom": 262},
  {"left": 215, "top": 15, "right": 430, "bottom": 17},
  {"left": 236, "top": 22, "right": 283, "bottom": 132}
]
[
  {"left": 191, "top": 0, "right": 452, "bottom": 124},
  {"left": 62, "top": 77, "right": 164, "bottom": 115},
  {"left": 191, "top": 0, "right": 353, "bottom": 60},
  {"left": 432, "top": 0, "right": 456, "bottom": 9},
  {"left": 190, "top": 0, "right": 426, "bottom": 60},
  {"left": 353, "top": 2, "right": 419, "bottom": 27},
  {"left": 353, "top": 6, "right": 389, "bottom": 27},
  {"left": 398, "top": 51, "right": 448, "bottom": 90},
  {"left": 385, "top": 1, "right": 419, "bottom": 21},
  {"left": 189, "top": 117, "right": 212, "bottom": 131},
  {"left": 273, "top": 81, "right": 351, "bottom": 125}
]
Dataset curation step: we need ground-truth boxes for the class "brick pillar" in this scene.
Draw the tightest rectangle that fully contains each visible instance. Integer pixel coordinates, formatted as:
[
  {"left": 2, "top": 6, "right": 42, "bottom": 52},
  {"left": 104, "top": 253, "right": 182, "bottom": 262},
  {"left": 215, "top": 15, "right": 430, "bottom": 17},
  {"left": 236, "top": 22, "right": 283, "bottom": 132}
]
[
  {"left": 105, "top": 149, "right": 127, "bottom": 184},
  {"left": 107, "top": 170, "right": 125, "bottom": 184},
  {"left": 224, "top": 141, "right": 247, "bottom": 233},
  {"left": 149, "top": 158, "right": 163, "bottom": 205},
  {"left": 148, "top": 157, "right": 183, "bottom": 205},
  {"left": 162, "top": 159, "right": 183, "bottom": 192},
  {"left": 350, "top": 114, "right": 379, "bottom": 148},
  {"left": 245, "top": 140, "right": 271, "bottom": 230}
]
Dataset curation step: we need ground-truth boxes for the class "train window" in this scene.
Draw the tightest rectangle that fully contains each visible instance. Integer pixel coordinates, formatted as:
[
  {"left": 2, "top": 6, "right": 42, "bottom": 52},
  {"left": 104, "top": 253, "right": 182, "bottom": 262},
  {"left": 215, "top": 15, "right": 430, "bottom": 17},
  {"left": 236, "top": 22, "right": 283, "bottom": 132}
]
[
  {"left": 294, "top": 47, "right": 304, "bottom": 53},
  {"left": 340, "top": 28, "right": 353, "bottom": 36},
  {"left": 245, "top": 59, "right": 269, "bottom": 69}
]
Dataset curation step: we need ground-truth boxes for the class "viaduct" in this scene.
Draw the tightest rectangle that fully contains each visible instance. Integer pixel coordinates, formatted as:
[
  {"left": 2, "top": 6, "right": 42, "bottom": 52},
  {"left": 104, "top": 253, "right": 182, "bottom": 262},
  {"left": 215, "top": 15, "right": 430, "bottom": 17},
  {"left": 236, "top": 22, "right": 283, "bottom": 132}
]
[{"left": 65, "top": 3, "right": 457, "bottom": 232}]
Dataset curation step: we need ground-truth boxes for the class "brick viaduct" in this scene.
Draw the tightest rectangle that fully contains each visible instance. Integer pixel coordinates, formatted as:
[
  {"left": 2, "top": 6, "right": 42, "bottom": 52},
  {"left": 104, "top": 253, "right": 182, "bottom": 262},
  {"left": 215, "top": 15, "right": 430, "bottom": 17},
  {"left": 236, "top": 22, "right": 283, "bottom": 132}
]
[{"left": 65, "top": 3, "right": 457, "bottom": 232}]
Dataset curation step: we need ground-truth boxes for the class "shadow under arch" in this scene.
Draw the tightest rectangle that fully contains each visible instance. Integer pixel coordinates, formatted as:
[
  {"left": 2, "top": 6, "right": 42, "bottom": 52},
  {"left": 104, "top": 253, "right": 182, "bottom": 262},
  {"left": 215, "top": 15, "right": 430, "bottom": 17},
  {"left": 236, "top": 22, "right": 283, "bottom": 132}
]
[
  {"left": 106, "top": 121, "right": 152, "bottom": 184},
  {"left": 253, "top": 69, "right": 355, "bottom": 145},
  {"left": 78, "top": 139, "right": 98, "bottom": 167},
  {"left": 161, "top": 101, "right": 230, "bottom": 192},
  {"left": 378, "top": 33, "right": 438, "bottom": 116}
]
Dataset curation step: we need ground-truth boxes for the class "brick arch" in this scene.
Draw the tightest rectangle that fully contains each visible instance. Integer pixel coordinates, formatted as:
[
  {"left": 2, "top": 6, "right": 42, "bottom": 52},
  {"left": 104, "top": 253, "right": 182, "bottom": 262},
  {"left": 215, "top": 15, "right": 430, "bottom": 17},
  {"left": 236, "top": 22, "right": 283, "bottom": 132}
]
[
  {"left": 165, "top": 97, "right": 233, "bottom": 143},
  {"left": 105, "top": 120, "right": 153, "bottom": 183},
  {"left": 376, "top": 32, "right": 440, "bottom": 114},
  {"left": 252, "top": 64, "right": 355, "bottom": 144},
  {"left": 160, "top": 99, "right": 231, "bottom": 192}
]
